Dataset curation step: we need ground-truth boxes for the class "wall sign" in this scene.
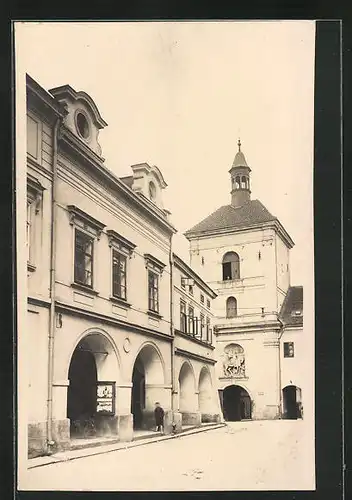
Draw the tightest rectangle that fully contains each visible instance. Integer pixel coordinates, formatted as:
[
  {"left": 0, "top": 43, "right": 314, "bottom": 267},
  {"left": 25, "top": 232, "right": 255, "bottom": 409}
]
[{"left": 96, "top": 381, "right": 116, "bottom": 415}]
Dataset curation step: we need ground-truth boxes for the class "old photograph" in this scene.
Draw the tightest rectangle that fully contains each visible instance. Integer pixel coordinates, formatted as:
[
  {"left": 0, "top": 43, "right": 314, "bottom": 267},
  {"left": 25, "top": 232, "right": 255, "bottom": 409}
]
[{"left": 15, "top": 20, "right": 315, "bottom": 491}]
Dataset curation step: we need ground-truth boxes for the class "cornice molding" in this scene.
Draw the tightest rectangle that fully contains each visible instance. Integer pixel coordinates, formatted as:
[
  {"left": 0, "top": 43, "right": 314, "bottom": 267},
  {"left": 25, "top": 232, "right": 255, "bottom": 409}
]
[
  {"left": 175, "top": 347, "right": 217, "bottom": 365},
  {"left": 174, "top": 329, "right": 215, "bottom": 350},
  {"left": 185, "top": 219, "right": 294, "bottom": 249},
  {"left": 55, "top": 300, "right": 173, "bottom": 342},
  {"left": 58, "top": 128, "right": 177, "bottom": 236},
  {"left": 56, "top": 167, "right": 171, "bottom": 255}
]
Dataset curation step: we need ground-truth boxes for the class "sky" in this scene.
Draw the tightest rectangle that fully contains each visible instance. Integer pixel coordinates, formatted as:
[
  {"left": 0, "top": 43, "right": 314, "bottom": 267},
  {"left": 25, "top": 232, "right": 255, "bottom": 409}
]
[{"left": 15, "top": 21, "right": 315, "bottom": 286}]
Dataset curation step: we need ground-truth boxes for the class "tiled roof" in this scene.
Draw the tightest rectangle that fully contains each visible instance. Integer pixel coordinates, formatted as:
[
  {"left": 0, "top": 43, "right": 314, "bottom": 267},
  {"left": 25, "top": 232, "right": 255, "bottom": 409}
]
[
  {"left": 185, "top": 200, "right": 277, "bottom": 236},
  {"left": 119, "top": 175, "right": 134, "bottom": 188},
  {"left": 280, "top": 286, "right": 303, "bottom": 326}
]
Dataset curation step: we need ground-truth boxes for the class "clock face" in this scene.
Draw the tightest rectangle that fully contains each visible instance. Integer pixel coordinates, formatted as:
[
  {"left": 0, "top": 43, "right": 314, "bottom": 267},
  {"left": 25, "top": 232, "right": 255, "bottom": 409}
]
[{"left": 149, "top": 181, "right": 156, "bottom": 200}]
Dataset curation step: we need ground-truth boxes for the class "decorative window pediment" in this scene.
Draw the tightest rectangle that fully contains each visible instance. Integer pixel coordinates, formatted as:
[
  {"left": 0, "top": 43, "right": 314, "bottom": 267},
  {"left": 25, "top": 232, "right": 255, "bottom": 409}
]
[
  {"left": 107, "top": 229, "right": 136, "bottom": 257},
  {"left": 27, "top": 175, "right": 45, "bottom": 213},
  {"left": 144, "top": 253, "right": 166, "bottom": 275},
  {"left": 67, "top": 205, "right": 106, "bottom": 240}
]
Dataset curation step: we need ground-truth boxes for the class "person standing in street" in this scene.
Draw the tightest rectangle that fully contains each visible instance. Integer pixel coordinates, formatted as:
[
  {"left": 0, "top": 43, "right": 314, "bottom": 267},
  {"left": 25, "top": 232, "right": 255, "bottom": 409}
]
[{"left": 154, "top": 402, "right": 164, "bottom": 433}]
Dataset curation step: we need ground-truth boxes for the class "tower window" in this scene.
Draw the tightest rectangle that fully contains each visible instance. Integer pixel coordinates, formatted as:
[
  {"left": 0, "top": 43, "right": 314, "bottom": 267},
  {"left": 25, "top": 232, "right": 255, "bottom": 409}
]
[
  {"left": 241, "top": 176, "right": 247, "bottom": 189},
  {"left": 226, "top": 296, "right": 238, "bottom": 318},
  {"left": 235, "top": 176, "right": 241, "bottom": 189},
  {"left": 222, "top": 251, "right": 240, "bottom": 280}
]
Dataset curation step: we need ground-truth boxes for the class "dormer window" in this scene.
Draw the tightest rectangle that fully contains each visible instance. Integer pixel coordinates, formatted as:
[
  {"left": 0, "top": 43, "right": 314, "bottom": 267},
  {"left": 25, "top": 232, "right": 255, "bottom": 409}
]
[{"left": 75, "top": 110, "right": 90, "bottom": 140}]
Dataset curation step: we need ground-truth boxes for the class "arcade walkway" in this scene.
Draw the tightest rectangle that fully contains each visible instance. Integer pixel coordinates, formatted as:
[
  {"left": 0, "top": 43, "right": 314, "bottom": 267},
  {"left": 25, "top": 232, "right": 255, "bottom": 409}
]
[{"left": 21, "top": 419, "right": 315, "bottom": 491}]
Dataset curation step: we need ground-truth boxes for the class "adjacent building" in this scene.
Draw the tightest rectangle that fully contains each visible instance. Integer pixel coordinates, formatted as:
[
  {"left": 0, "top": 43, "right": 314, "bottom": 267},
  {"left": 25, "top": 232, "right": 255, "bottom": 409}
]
[
  {"left": 25, "top": 75, "right": 221, "bottom": 458},
  {"left": 185, "top": 140, "right": 306, "bottom": 422}
]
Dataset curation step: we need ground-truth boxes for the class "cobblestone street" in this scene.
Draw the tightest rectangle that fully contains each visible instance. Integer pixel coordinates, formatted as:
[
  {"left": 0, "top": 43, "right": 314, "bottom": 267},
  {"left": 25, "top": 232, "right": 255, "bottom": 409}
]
[{"left": 21, "top": 420, "right": 315, "bottom": 491}]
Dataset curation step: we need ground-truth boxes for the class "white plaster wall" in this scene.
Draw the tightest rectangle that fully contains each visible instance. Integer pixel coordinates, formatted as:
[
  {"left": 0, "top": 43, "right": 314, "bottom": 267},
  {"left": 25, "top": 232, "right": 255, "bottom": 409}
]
[
  {"left": 280, "top": 326, "right": 310, "bottom": 409},
  {"left": 275, "top": 234, "right": 290, "bottom": 311},
  {"left": 54, "top": 159, "right": 172, "bottom": 336},
  {"left": 27, "top": 306, "right": 49, "bottom": 423},
  {"left": 27, "top": 111, "right": 53, "bottom": 301},
  {"left": 215, "top": 332, "right": 281, "bottom": 418},
  {"left": 188, "top": 228, "right": 279, "bottom": 319}
]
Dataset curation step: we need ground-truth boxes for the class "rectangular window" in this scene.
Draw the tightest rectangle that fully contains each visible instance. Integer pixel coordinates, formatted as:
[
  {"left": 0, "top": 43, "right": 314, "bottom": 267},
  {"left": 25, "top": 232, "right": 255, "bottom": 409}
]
[
  {"left": 188, "top": 305, "right": 194, "bottom": 334},
  {"left": 206, "top": 299, "right": 210, "bottom": 309},
  {"left": 189, "top": 284, "right": 194, "bottom": 296},
  {"left": 74, "top": 229, "right": 94, "bottom": 287},
  {"left": 180, "top": 300, "right": 187, "bottom": 332},
  {"left": 200, "top": 293, "right": 204, "bottom": 304},
  {"left": 148, "top": 270, "right": 159, "bottom": 313},
  {"left": 181, "top": 276, "right": 186, "bottom": 289},
  {"left": 284, "top": 342, "right": 294, "bottom": 358},
  {"left": 112, "top": 250, "right": 127, "bottom": 299}
]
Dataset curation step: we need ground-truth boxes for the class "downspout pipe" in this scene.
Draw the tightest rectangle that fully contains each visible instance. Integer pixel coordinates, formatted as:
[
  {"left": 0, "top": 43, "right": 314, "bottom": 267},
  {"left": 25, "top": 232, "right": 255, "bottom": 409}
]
[
  {"left": 46, "top": 116, "right": 62, "bottom": 453},
  {"left": 169, "top": 237, "right": 175, "bottom": 418},
  {"left": 278, "top": 318, "right": 285, "bottom": 418}
]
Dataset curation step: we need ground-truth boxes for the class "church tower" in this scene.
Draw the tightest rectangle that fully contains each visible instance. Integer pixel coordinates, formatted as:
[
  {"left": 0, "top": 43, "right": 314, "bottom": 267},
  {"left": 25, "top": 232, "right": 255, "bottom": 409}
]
[
  {"left": 184, "top": 141, "right": 298, "bottom": 423},
  {"left": 230, "top": 139, "right": 251, "bottom": 208}
]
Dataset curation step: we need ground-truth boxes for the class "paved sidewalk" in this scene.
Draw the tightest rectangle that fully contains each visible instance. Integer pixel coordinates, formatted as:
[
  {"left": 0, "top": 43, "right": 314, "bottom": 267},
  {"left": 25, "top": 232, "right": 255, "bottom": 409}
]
[{"left": 28, "top": 422, "right": 225, "bottom": 470}]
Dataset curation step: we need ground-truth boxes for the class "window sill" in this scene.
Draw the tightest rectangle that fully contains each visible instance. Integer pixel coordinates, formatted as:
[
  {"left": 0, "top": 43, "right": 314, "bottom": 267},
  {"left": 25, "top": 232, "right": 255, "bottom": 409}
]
[
  {"left": 109, "top": 296, "right": 131, "bottom": 308},
  {"left": 27, "top": 262, "right": 36, "bottom": 273},
  {"left": 147, "top": 310, "right": 163, "bottom": 320},
  {"left": 71, "top": 282, "right": 99, "bottom": 296}
]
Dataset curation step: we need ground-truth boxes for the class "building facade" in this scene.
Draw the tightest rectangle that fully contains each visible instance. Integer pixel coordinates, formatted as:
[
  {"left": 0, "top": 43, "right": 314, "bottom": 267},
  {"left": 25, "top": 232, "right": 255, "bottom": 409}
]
[
  {"left": 172, "top": 254, "right": 222, "bottom": 428},
  {"left": 185, "top": 141, "right": 306, "bottom": 422},
  {"left": 25, "top": 75, "right": 220, "bottom": 458}
]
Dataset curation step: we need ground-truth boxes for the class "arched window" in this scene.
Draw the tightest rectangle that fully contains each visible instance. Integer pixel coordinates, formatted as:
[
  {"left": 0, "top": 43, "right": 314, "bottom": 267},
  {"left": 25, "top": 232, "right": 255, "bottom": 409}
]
[
  {"left": 241, "top": 176, "right": 247, "bottom": 189},
  {"left": 235, "top": 176, "right": 240, "bottom": 189},
  {"left": 226, "top": 296, "right": 237, "bottom": 318},
  {"left": 222, "top": 252, "right": 240, "bottom": 280}
]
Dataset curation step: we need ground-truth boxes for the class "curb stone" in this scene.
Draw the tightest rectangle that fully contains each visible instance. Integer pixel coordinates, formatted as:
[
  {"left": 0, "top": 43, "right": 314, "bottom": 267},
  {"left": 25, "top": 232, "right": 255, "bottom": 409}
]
[{"left": 28, "top": 423, "right": 226, "bottom": 470}]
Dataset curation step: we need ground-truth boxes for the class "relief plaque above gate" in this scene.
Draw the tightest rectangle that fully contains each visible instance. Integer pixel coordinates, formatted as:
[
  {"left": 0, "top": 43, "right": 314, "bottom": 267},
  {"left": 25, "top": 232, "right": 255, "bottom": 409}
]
[{"left": 222, "top": 343, "right": 246, "bottom": 378}]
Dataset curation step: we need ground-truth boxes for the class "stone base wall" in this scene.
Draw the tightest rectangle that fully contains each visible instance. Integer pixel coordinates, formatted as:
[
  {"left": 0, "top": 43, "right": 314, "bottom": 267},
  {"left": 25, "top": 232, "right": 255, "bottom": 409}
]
[
  {"left": 28, "top": 421, "right": 47, "bottom": 458},
  {"left": 51, "top": 418, "right": 70, "bottom": 453},
  {"left": 201, "top": 413, "right": 221, "bottom": 423},
  {"left": 117, "top": 414, "right": 133, "bottom": 442},
  {"left": 171, "top": 411, "right": 183, "bottom": 433},
  {"left": 181, "top": 411, "right": 202, "bottom": 426}
]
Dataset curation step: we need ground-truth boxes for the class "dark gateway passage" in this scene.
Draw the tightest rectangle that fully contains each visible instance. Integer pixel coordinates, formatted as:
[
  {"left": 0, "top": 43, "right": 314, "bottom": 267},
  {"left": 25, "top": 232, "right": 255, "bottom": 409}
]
[{"left": 223, "top": 385, "right": 251, "bottom": 421}]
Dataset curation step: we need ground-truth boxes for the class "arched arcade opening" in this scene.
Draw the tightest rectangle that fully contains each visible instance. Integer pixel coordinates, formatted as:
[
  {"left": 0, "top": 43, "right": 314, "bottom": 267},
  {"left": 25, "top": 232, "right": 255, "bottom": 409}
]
[
  {"left": 178, "top": 361, "right": 199, "bottom": 425},
  {"left": 67, "top": 333, "right": 120, "bottom": 438},
  {"left": 198, "top": 366, "right": 214, "bottom": 421},
  {"left": 222, "top": 385, "right": 252, "bottom": 421},
  {"left": 130, "top": 343, "right": 165, "bottom": 430}
]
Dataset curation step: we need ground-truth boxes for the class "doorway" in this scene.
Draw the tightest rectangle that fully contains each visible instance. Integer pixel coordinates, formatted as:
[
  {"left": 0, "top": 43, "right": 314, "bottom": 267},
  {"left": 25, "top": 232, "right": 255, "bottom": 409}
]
[
  {"left": 283, "top": 385, "right": 301, "bottom": 419},
  {"left": 223, "top": 385, "right": 251, "bottom": 421},
  {"left": 67, "top": 347, "right": 97, "bottom": 437},
  {"left": 131, "top": 358, "right": 145, "bottom": 429}
]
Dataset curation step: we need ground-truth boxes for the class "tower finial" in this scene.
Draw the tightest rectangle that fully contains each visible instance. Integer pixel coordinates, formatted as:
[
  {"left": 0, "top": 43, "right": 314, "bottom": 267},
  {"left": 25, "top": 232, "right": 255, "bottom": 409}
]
[{"left": 238, "top": 138, "right": 241, "bottom": 152}]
